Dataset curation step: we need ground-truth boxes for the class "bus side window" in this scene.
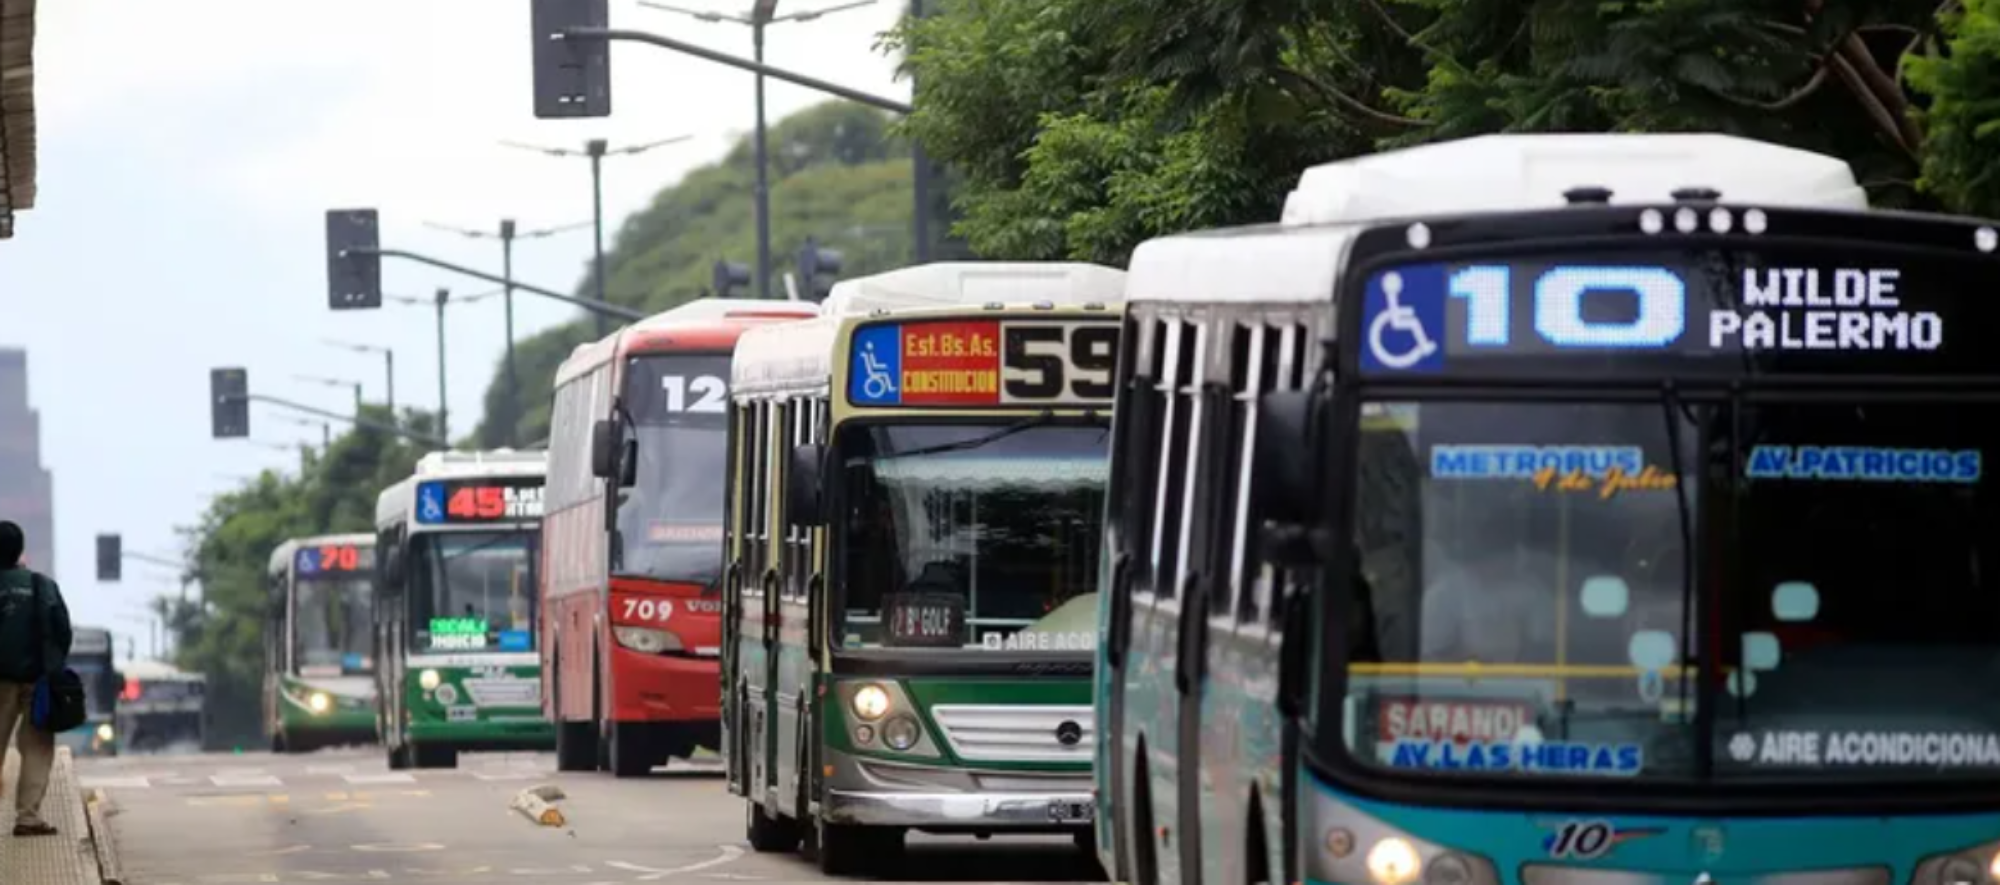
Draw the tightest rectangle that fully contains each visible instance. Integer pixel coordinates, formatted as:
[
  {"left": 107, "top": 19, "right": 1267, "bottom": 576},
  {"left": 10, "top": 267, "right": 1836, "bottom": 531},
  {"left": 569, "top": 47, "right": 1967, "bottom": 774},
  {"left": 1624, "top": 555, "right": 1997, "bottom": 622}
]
[
  {"left": 1109, "top": 314, "right": 1163, "bottom": 588},
  {"left": 744, "top": 401, "right": 768, "bottom": 596},
  {"left": 778, "top": 398, "right": 803, "bottom": 599},
  {"left": 1229, "top": 323, "right": 1270, "bottom": 625},
  {"left": 1150, "top": 320, "right": 1200, "bottom": 600}
]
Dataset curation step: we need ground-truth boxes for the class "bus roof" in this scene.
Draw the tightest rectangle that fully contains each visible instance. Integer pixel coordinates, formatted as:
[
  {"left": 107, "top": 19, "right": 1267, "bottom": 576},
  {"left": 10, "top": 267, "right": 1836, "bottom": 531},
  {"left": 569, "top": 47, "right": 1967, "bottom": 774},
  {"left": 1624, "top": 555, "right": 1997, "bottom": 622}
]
[
  {"left": 375, "top": 448, "right": 546, "bottom": 527},
  {"left": 732, "top": 262, "right": 1128, "bottom": 396},
  {"left": 268, "top": 533, "right": 376, "bottom": 574},
  {"left": 554, "top": 298, "right": 818, "bottom": 388},
  {"left": 1130, "top": 133, "right": 1868, "bottom": 307},
  {"left": 1279, "top": 132, "right": 1865, "bottom": 227}
]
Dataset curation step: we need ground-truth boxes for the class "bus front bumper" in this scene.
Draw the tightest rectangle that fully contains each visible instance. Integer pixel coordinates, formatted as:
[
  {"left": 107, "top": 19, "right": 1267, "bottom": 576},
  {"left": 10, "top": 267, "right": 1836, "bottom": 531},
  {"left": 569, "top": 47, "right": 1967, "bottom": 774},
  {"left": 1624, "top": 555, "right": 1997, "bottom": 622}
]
[{"left": 823, "top": 789, "right": 1095, "bottom": 831}]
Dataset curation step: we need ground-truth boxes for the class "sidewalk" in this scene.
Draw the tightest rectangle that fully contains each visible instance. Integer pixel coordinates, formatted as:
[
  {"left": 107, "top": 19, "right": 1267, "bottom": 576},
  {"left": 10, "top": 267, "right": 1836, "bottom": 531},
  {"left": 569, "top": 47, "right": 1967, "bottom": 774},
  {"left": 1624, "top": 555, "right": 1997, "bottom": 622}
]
[{"left": 0, "top": 746, "right": 106, "bottom": 884}]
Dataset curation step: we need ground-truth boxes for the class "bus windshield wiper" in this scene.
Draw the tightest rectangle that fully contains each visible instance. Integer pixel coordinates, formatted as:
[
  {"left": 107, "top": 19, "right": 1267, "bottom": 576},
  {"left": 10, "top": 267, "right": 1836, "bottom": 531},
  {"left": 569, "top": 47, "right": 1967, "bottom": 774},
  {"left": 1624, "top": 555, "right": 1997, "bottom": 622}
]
[{"left": 878, "top": 409, "right": 1075, "bottom": 461}]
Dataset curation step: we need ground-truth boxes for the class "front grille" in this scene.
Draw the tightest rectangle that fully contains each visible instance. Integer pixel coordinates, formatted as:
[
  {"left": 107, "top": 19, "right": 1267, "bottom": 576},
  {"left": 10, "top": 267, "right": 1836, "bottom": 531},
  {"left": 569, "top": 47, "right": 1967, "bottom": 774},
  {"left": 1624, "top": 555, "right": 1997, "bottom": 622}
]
[
  {"left": 929, "top": 704, "right": 1093, "bottom": 764},
  {"left": 465, "top": 678, "right": 539, "bottom": 707}
]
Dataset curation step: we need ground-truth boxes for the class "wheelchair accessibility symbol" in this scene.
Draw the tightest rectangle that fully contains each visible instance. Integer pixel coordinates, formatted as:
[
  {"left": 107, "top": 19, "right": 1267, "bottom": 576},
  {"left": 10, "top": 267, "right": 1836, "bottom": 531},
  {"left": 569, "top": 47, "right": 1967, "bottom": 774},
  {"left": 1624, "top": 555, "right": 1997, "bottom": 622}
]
[
  {"left": 1360, "top": 268, "right": 1444, "bottom": 373},
  {"left": 860, "top": 342, "right": 898, "bottom": 400},
  {"left": 849, "top": 324, "right": 905, "bottom": 405}
]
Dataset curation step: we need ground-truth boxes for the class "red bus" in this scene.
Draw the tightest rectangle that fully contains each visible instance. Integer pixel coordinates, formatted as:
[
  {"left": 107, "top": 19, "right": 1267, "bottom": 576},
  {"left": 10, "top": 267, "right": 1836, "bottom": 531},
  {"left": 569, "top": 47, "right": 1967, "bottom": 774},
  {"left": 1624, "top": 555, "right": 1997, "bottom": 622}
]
[{"left": 541, "top": 298, "right": 818, "bottom": 776}]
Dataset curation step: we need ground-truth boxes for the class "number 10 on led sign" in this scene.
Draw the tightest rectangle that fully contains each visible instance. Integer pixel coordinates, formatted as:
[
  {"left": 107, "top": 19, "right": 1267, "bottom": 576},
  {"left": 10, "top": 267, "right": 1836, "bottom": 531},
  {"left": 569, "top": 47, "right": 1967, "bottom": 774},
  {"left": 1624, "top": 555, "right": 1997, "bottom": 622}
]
[{"left": 1451, "top": 265, "right": 1688, "bottom": 349}]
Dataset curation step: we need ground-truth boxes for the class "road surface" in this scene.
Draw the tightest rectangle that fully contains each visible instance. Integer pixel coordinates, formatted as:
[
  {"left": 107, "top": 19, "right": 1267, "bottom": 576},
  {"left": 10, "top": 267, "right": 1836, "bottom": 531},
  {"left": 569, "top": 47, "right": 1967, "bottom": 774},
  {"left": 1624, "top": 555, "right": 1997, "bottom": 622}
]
[{"left": 78, "top": 748, "right": 1101, "bottom": 884}]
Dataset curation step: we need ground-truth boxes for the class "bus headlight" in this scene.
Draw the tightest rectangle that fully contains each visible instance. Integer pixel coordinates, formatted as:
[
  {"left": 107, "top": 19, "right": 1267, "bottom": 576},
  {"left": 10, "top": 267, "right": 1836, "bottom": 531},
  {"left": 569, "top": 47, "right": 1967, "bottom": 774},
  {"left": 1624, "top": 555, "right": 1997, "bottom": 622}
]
[
  {"left": 95, "top": 723, "right": 114, "bottom": 742},
  {"left": 850, "top": 685, "right": 891, "bottom": 721},
  {"left": 308, "top": 692, "right": 331, "bottom": 714},
  {"left": 613, "top": 626, "right": 682, "bottom": 654},
  {"left": 882, "top": 715, "right": 920, "bottom": 751},
  {"left": 419, "top": 669, "right": 441, "bottom": 691},
  {"left": 1366, "top": 837, "right": 1421, "bottom": 885}
]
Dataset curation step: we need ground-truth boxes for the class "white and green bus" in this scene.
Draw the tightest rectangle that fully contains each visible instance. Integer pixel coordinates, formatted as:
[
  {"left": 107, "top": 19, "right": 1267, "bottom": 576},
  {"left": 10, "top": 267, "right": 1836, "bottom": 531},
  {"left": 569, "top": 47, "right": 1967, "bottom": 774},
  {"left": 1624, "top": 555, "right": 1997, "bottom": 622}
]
[
  {"left": 374, "top": 449, "right": 551, "bottom": 769},
  {"left": 265, "top": 534, "right": 378, "bottom": 753}
]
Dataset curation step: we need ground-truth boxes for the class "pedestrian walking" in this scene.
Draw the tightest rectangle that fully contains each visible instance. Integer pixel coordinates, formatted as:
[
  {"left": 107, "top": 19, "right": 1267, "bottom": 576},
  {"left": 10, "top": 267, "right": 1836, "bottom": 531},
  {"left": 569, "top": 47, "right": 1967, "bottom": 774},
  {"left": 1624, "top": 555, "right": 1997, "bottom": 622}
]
[{"left": 0, "top": 519, "right": 72, "bottom": 836}]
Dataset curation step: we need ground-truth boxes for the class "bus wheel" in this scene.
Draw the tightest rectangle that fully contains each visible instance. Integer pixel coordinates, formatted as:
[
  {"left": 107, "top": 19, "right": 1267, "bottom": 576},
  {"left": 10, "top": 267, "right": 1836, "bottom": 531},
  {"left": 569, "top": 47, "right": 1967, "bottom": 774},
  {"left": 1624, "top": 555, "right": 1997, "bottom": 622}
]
[
  {"left": 817, "top": 818, "right": 899, "bottom": 877},
  {"left": 271, "top": 732, "right": 287, "bottom": 754},
  {"left": 556, "top": 719, "right": 599, "bottom": 772},
  {"left": 387, "top": 744, "right": 410, "bottom": 771},
  {"left": 1075, "top": 830, "right": 1110, "bottom": 881},
  {"left": 607, "top": 723, "right": 653, "bottom": 778},
  {"left": 745, "top": 800, "right": 799, "bottom": 852}
]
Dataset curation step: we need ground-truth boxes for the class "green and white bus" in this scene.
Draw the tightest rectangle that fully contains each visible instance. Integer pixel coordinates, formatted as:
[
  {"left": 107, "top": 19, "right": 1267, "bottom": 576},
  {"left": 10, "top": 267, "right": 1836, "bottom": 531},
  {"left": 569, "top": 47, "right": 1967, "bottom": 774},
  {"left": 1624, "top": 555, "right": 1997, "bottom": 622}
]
[
  {"left": 265, "top": 534, "right": 379, "bottom": 753},
  {"left": 374, "top": 449, "right": 551, "bottom": 769},
  {"left": 723, "top": 262, "right": 1126, "bottom": 875}
]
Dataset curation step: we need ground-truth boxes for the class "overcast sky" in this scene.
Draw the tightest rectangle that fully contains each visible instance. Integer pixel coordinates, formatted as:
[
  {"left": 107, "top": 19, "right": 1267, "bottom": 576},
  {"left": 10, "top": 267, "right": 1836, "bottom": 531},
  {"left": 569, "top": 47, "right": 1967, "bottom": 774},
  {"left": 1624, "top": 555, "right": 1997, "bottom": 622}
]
[{"left": 0, "top": 0, "right": 911, "bottom": 657}]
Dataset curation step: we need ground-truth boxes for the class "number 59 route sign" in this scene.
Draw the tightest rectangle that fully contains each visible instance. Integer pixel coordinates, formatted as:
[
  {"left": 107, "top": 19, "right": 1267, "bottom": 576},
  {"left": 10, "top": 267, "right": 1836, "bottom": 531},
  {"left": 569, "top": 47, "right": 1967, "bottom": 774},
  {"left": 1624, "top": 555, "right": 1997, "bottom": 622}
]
[{"left": 848, "top": 319, "right": 1119, "bottom": 407}]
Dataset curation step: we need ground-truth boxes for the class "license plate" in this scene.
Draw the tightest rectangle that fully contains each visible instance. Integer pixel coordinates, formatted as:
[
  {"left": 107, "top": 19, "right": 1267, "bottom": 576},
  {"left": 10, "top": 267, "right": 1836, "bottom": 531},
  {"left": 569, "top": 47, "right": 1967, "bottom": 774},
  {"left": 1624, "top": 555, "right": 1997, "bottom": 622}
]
[
  {"left": 447, "top": 706, "right": 478, "bottom": 722},
  {"left": 1047, "top": 800, "right": 1094, "bottom": 823}
]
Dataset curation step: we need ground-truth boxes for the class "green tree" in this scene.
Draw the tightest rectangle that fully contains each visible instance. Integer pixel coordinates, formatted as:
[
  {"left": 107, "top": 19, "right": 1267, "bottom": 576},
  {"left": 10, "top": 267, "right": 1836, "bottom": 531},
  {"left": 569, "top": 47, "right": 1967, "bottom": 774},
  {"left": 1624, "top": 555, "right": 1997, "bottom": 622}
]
[
  {"left": 171, "top": 407, "right": 437, "bottom": 748},
  {"left": 474, "top": 101, "right": 922, "bottom": 448},
  {"left": 890, "top": 0, "right": 2000, "bottom": 264}
]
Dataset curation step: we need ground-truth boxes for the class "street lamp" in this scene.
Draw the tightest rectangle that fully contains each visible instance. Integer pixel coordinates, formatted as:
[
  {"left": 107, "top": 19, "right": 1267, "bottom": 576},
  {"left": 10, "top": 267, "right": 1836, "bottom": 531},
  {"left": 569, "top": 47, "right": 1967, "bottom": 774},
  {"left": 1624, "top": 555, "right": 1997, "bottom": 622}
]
[
  {"left": 423, "top": 219, "right": 589, "bottom": 445},
  {"left": 279, "top": 415, "right": 334, "bottom": 448},
  {"left": 638, "top": 0, "right": 877, "bottom": 299},
  {"left": 500, "top": 135, "right": 693, "bottom": 334},
  {"left": 322, "top": 339, "right": 396, "bottom": 413},
  {"left": 295, "top": 374, "right": 365, "bottom": 412},
  {"left": 385, "top": 287, "right": 502, "bottom": 446}
]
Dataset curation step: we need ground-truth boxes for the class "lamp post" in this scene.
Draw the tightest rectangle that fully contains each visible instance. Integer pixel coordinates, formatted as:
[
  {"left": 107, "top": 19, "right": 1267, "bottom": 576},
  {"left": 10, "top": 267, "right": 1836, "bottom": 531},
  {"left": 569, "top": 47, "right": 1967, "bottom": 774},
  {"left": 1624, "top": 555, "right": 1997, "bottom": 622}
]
[
  {"left": 500, "top": 136, "right": 692, "bottom": 332},
  {"left": 384, "top": 287, "right": 503, "bottom": 447},
  {"left": 638, "top": 0, "right": 877, "bottom": 297},
  {"left": 423, "top": 219, "right": 589, "bottom": 445},
  {"left": 322, "top": 339, "right": 395, "bottom": 413}
]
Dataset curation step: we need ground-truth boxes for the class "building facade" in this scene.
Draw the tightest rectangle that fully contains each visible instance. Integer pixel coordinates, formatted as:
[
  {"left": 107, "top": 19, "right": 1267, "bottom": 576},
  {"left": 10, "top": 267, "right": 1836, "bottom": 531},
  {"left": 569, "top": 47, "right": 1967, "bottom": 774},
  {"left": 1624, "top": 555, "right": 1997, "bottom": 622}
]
[{"left": 0, "top": 348, "right": 54, "bottom": 575}]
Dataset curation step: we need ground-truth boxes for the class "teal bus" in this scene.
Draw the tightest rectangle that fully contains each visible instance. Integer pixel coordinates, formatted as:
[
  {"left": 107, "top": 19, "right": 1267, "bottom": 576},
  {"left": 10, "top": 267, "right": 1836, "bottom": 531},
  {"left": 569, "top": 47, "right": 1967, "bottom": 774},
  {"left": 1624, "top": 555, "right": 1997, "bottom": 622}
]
[
  {"left": 58, "top": 627, "right": 121, "bottom": 757},
  {"left": 374, "top": 449, "right": 551, "bottom": 769},
  {"left": 1097, "top": 132, "right": 2000, "bottom": 885},
  {"left": 265, "top": 534, "right": 378, "bottom": 752}
]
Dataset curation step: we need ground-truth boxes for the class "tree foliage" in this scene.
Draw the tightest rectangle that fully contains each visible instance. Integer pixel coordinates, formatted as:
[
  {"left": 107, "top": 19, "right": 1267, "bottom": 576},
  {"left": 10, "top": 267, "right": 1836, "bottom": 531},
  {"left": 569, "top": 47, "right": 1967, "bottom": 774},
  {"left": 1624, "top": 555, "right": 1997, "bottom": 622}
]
[
  {"left": 170, "top": 407, "right": 438, "bottom": 748},
  {"left": 474, "top": 101, "right": 923, "bottom": 448},
  {"left": 890, "top": 0, "right": 2000, "bottom": 264}
]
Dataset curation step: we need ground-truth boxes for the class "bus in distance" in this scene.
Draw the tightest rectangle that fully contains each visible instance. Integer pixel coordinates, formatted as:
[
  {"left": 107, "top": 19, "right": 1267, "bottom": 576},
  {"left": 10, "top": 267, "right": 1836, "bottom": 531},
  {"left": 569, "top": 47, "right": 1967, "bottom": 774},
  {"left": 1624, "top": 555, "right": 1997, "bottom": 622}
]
[
  {"left": 1098, "top": 132, "right": 2000, "bottom": 885},
  {"left": 59, "top": 627, "right": 121, "bottom": 757},
  {"left": 724, "top": 262, "right": 1125, "bottom": 876},
  {"left": 541, "top": 298, "right": 818, "bottom": 777},
  {"left": 375, "top": 449, "right": 550, "bottom": 769},
  {"left": 118, "top": 659, "right": 207, "bottom": 754},
  {"left": 265, "top": 533, "right": 378, "bottom": 753}
]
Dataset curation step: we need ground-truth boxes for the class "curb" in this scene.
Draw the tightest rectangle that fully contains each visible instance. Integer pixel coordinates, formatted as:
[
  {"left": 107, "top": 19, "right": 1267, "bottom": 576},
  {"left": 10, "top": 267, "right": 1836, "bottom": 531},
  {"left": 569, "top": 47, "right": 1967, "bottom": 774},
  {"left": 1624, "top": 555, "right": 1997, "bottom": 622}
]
[
  {"left": 509, "top": 784, "right": 567, "bottom": 827},
  {"left": 84, "top": 788, "right": 124, "bottom": 885}
]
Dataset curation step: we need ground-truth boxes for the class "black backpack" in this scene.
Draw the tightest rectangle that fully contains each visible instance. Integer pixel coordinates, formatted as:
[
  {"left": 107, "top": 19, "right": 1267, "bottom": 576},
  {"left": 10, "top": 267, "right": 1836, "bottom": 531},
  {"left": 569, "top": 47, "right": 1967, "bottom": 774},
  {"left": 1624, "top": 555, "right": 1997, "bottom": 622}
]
[{"left": 28, "top": 575, "right": 86, "bottom": 733}]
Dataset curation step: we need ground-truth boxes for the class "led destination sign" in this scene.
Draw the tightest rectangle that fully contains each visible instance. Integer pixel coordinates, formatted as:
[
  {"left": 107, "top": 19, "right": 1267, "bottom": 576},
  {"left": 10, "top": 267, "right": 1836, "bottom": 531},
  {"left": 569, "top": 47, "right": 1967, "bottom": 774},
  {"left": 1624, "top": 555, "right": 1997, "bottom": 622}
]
[
  {"left": 416, "top": 477, "right": 544, "bottom": 524},
  {"left": 295, "top": 543, "right": 373, "bottom": 575},
  {"left": 848, "top": 319, "right": 1120, "bottom": 407},
  {"left": 1355, "top": 246, "right": 2000, "bottom": 377}
]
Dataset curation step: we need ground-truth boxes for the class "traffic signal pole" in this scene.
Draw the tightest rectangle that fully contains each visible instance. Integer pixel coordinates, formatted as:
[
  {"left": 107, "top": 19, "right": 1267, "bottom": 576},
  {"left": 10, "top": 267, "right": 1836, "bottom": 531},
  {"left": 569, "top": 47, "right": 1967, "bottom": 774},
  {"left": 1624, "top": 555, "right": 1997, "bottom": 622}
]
[
  {"left": 224, "top": 392, "right": 447, "bottom": 447},
  {"left": 562, "top": 27, "right": 912, "bottom": 113},
  {"left": 358, "top": 247, "right": 646, "bottom": 321}
]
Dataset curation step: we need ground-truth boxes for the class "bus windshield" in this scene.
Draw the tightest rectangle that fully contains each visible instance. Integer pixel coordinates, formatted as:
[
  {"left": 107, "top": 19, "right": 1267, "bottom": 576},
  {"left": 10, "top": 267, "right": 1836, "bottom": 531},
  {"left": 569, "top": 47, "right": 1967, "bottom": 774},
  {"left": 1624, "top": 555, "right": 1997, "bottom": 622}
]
[
  {"left": 1345, "top": 401, "right": 1699, "bottom": 780},
  {"left": 294, "top": 577, "right": 374, "bottom": 675},
  {"left": 410, "top": 531, "right": 539, "bottom": 653},
  {"left": 615, "top": 353, "right": 730, "bottom": 586},
  {"left": 1343, "top": 399, "right": 2000, "bottom": 784},
  {"left": 836, "top": 422, "right": 1108, "bottom": 651}
]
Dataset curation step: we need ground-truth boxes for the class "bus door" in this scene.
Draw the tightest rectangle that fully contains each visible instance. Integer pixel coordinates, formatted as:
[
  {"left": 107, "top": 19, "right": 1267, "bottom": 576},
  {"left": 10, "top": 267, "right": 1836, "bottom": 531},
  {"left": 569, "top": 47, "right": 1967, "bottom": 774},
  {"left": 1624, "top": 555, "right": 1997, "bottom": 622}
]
[{"left": 760, "top": 400, "right": 789, "bottom": 811}]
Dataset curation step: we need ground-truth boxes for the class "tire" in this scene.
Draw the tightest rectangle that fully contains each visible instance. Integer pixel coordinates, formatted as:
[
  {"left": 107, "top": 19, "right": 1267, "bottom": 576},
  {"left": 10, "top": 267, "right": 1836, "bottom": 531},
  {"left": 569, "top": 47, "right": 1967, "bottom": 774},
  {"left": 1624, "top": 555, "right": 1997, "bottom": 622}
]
[
  {"left": 387, "top": 744, "right": 410, "bottom": 771},
  {"left": 1076, "top": 831, "right": 1111, "bottom": 882},
  {"left": 271, "top": 731, "right": 287, "bottom": 754},
  {"left": 745, "top": 800, "right": 799, "bottom": 853},
  {"left": 556, "top": 720, "right": 598, "bottom": 772},
  {"left": 607, "top": 723, "right": 654, "bottom": 778},
  {"left": 816, "top": 817, "right": 899, "bottom": 877},
  {"left": 412, "top": 744, "right": 458, "bottom": 769}
]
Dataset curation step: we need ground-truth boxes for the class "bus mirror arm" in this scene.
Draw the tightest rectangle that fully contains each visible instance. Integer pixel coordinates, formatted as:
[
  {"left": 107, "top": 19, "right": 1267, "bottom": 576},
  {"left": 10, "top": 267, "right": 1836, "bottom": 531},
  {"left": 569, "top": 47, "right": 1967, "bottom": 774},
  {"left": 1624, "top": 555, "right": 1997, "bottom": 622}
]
[{"left": 1276, "top": 591, "right": 1309, "bottom": 717}]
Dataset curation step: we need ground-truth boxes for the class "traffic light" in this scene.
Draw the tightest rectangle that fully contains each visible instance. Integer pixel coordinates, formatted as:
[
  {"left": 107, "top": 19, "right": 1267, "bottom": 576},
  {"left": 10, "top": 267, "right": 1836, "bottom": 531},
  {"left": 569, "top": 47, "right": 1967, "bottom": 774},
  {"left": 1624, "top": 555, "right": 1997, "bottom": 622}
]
[
  {"left": 712, "top": 260, "right": 751, "bottom": 298},
  {"left": 211, "top": 367, "right": 250, "bottom": 439},
  {"left": 531, "top": 0, "right": 611, "bottom": 119},
  {"left": 326, "top": 208, "right": 382, "bottom": 310},
  {"left": 797, "top": 238, "right": 843, "bottom": 303},
  {"left": 96, "top": 534, "right": 121, "bottom": 582}
]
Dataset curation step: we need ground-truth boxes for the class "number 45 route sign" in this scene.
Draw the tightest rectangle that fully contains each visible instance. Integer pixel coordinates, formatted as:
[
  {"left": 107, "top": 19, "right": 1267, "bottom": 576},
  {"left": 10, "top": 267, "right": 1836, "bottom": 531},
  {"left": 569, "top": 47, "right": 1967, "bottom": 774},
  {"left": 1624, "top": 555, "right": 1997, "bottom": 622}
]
[{"left": 416, "top": 479, "right": 546, "bottom": 525}]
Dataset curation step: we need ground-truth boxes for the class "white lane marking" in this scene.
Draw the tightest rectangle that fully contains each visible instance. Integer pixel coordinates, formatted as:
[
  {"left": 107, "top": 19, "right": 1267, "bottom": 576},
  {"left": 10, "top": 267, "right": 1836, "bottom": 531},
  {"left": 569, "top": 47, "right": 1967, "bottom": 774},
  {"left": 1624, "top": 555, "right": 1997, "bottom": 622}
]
[
  {"left": 472, "top": 771, "right": 538, "bottom": 781},
  {"left": 211, "top": 774, "right": 284, "bottom": 787},
  {"left": 350, "top": 841, "right": 445, "bottom": 852},
  {"left": 342, "top": 773, "right": 417, "bottom": 785},
  {"left": 606, "top": 846, "right": 746, "bottom": 881},
  {"left": 305, "top": 764, "right": 356, "bottom": 775},
  {"left": 79, "top": 776, "right": 151, "bottom": 789}
]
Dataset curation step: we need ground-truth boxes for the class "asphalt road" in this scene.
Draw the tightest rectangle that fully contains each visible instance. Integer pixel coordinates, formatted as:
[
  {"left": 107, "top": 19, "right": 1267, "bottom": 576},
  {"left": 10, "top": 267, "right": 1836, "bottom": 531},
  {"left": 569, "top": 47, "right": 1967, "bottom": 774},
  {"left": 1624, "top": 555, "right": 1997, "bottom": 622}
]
[{"left": 78, "top": 748, "right": 1102, "bottom": 885}]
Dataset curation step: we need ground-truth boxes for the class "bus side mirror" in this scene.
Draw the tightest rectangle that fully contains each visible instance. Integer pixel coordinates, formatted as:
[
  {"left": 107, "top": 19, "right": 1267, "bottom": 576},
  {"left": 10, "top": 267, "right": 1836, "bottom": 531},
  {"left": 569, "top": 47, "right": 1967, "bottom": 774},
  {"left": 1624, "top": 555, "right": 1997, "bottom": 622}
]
[
  {"left": 1254, "top": 390, "right": 1322, "bottom": 567},
  {"left": 590, "top": 419, "right": 618, "bottom": 478},
  {"left": 786, "top": 444, "right": 825, "bottom": 527},
  {"left": 382, "top": 547, "right": 404, "bottom": 591},
  {"left": 619, "top": 438, "right": 638, "bottom": 488}
]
